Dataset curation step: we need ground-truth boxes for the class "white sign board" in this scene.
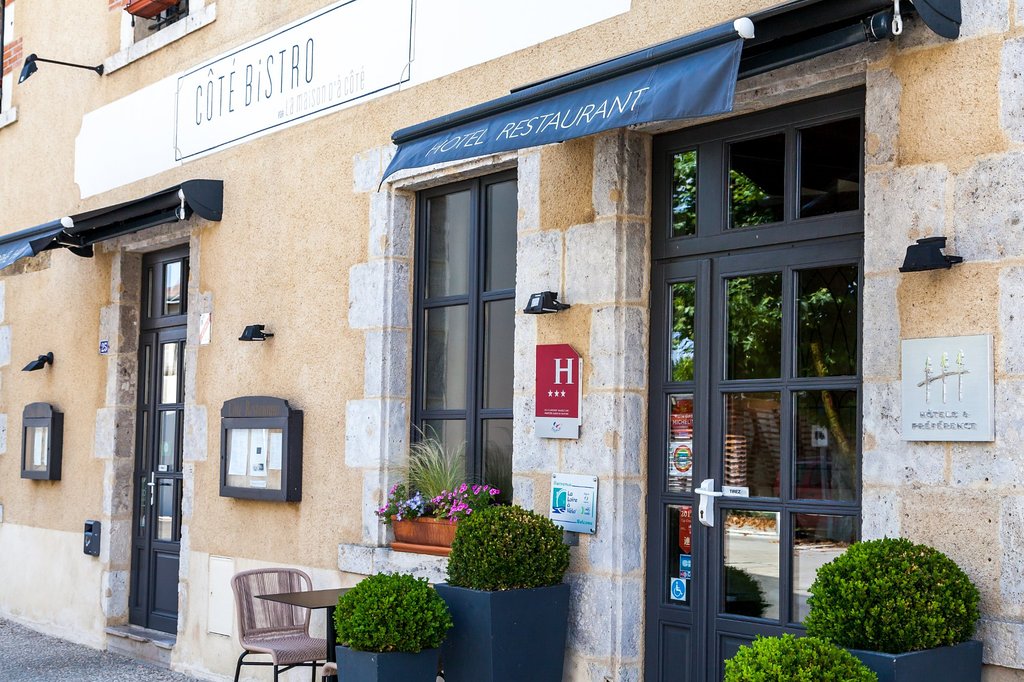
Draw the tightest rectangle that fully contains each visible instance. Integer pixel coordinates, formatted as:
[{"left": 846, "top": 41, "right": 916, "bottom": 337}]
[
  {"left": 550, "top": 473, "right": 597, "bottom": 534},
  {"left": 901, "top": 334, "right": 994, "bottom": 441},
  {"left": 174, "top": 0, "right": 412, "bottom": 160}
]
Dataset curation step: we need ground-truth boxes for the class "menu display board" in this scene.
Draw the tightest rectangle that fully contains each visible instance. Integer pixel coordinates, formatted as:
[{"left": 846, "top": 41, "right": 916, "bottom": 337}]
[{"left": 220, "top": 397, "right": 303, "bottom": 501}]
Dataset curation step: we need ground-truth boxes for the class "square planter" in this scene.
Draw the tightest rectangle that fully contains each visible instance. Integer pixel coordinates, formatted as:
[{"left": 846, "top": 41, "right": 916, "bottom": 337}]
[
  {"left": 336, "top": 645, "right": 440, "bottom": 681},
  {"left": 435, "top": 582, "right": 569, "bottom": 682},
  {"left": 849, "top": 640, "right": 982, "bottom": 682}
]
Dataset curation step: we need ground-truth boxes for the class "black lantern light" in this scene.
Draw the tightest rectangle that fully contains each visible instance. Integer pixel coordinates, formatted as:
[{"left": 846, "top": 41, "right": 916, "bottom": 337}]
[
  {"left": 22, "top": 352, "right": 54, "bottom": 372},
  {"left": 523, "top": 291, "right": 571, "bottom": 314},
  {"left": 18, "top": 54, "right": 104, "bottom": 84},
  {"left": 239, "top": 325, "right": 274, "bottom": 341}
]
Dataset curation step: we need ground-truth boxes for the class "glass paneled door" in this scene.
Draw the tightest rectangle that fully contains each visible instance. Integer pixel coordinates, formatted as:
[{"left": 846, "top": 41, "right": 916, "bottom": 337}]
[
  {"left": 130, "top": 246, "right": 188, "bottom": 634},
  {"left": 645, "top": 90, "right": 864, "bottom": 681}
]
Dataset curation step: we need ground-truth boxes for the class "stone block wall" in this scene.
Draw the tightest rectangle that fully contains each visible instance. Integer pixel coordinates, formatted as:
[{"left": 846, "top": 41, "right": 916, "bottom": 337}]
[{"left": 861, "top": 8, "right": 1024, "bottom": 677}]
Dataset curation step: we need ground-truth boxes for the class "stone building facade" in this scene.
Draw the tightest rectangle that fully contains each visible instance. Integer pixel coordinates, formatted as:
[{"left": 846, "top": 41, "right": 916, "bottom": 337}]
[{"left": 0, "top": 0, "right": 1023, "bottom": 681}]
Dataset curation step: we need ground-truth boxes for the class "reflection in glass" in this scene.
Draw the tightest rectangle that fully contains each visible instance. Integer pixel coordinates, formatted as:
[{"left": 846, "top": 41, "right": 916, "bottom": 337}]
[
  {"left": 724, "top": 509, "right": 778, "bottom": 619},
  {"left": 142, "top": 345, "right": 152, "bottom": 405},
  {"left": 800, "top": 118, "right": 861, "bottom": 218},
  {"left": 798, "top": 266, "right": 859, "bottom": 378},
  {"left": 483, "top": 300, "right": 515, "bottom": 409},
  {"left": 726, "top": 274, "right": 782, "bottom": 380},
  {"left": 145, "top": 267, "right": 154, "bottom": 319},
  {"left": 427, "top": 191, "right": 471, "bottom": 298},
  {"left": 485, "top": 181, "right": 518, "bottom": 291},
  {"left": 139, "top": 475, "right": 147, "bottom": 529},
  {"left": 483, "top": 419, "right": 512, "bottom": 503},
  {"left": 422, "top": 420, "right": 467, "bottom": 466},
  {"left": 724, "top": 393, "right": 781, "bottom": 497},
  {"left": 424, "top": 306, "right": 468, "bottom": 410},
  {"left": 163, "top": 261, "right": 183, "bottom": 316},
  {"left": 158, "top": 411, "right": 177, "bottom": 470},
  {"left": 667, "top": 505, "right": 694, "bottom": 606},
  {"left": 671, "top": 282, "right": 696, "bottom": 382},
  {"left": 24, "top": 426, "right": 49, "bottom": 471},
  {"left": 156, "top": 479, "right": 176, "bottom": 541},
  {"left": 795, "top": 391, "right": 858, "bottom": 501},
  {"left": 160, "top": 342, "right": 179, "bottom": 405},
  {"left": 792, "top": 514, "right": 857, "bottom": 622},
  {"left": 667, "top": 394, "right": 694, "bottom": 494},
  {"left": 730, "top": 134, "right": 785, "bottom": 229},
  {"left": 672, "top": 150, "right": 698, "bottom": 237}
]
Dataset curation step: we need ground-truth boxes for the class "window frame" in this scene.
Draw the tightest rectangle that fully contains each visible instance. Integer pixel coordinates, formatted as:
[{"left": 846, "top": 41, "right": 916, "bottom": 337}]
[{"left": 412, "top": 169, "right": 518, "bottom": 485}]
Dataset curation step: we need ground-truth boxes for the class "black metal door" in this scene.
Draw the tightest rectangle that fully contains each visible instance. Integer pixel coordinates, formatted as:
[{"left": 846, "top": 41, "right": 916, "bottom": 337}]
[
  {"left": 645, "top": 90, "right": 865, "bottom": 681},
  {"left": 130, "top": 246, "right": 188, "bottom": 634}
]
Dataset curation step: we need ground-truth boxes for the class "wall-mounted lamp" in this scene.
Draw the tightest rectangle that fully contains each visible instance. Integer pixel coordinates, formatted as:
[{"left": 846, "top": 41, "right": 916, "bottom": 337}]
[
  {"left": 18, "top": 53, "right": 105, "bottom": 84},
  {"left": 239, "top": 325, "right": 274, "bottom": 341},
  {"left": 524, "top": 291, "right": 571, "bottom": 314},
  {"left": 899, "top": 237, "right": 964, "bottom": 273},
  {"left": 22, "top": 352, "right": 54, "bottom": 372}
]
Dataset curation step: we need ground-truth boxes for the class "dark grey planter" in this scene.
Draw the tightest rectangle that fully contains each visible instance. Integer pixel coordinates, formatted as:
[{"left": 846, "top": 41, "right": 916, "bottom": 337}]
[
  {"left": 435, "top": 582, "right": 569, "bottom": 682},
  {"left": 335, "top": 645, "right": 440, "bottom": 681},
  {"left": 849, "top": 640, "right": 982, "bottom": 682}
]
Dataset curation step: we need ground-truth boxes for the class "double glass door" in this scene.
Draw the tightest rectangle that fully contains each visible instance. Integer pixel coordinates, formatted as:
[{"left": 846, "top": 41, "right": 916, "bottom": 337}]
[{"left": 645, "top": 90, "right": 865, "bottom": 681}]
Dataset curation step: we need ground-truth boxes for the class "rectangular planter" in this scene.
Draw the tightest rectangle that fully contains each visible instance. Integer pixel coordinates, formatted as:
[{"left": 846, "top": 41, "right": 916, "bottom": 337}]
[
  {"left": 849, "top": 640, "right": 982, "bottom": 682},
  {"left": 336, "top": 645, "right": 440, "bottom": 681},
  {"left": 435, "top": 582, "right": 569, "bottom": 682},
  {"left": 391, "top": 517, "right": 456, "bottom": 556}
]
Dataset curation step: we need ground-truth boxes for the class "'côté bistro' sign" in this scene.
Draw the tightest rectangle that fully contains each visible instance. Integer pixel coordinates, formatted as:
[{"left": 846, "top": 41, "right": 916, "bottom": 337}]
[
  {"left": 174, "top": 0, "right": 412, "bottom": 160},
  {"left": 901, "top": 334, "right": 994, "bottom": 442}
]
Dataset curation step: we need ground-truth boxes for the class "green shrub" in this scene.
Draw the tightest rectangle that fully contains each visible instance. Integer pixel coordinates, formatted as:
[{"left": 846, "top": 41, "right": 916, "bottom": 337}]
[
  {"left": 334, "top": 573, "right": 452, "bottom": 653},
  {"left": 725, "top": 566, "right": 769, "bottom": 619},
  {"left": 446, "top": 505, "right": 570, "bottom": 590},
  {"left": 724, "top": 635, "right": 877, "bottom": 682},
  {"left": 804, "top": 537, "right": 980, "bottom": 653}
]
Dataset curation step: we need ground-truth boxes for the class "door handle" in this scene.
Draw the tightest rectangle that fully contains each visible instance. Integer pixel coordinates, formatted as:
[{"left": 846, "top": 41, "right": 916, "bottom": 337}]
[
  {"left": 694, "top": 478, "right": 722, "bottom": 528},
  {"left": 147, "top": 473, "right": 156, "bottom": 508}
]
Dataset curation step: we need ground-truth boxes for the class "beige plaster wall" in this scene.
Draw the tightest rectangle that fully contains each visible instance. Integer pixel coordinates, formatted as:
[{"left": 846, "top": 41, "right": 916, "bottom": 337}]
[{"left": 2, "top": 0, "right": 1023, "bottom": 679}]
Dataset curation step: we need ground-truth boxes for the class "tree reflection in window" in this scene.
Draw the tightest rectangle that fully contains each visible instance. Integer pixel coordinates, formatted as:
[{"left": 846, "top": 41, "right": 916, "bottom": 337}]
[
  {"left": 671, "top": 282, "right": 696, "bottom": 382},
  {"left": 729, "top": 134, "right": 785, "bottom": 229},
  {"left": 726, "top": 274, "right": 783, "bottom": 380},
  {"left": 672, "top": 151, "right": 698, "bottom": 237}
]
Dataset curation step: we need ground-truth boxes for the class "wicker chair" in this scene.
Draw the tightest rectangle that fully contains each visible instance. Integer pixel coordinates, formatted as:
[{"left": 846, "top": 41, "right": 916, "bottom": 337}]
[{"left": 231, "top": 568, "right": 327, "bottom": 681}]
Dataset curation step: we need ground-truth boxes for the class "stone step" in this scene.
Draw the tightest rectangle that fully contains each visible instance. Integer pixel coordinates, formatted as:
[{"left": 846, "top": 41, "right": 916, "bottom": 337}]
[{"left": 105, "top": 624, "right": 175, "bottom": 668}]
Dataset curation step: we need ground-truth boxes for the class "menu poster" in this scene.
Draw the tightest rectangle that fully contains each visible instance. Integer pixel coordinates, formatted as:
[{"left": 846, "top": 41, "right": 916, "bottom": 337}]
[
  {"left": 678, "top": 506, "right": 692, "bottom": 554},
  {"left": 268, "top": 430, "right": 283, "bottom": 470},
  {"left": 32, "top": 428, "right": 47, "bottom": 467},
  {"left": 228, "top": 430, "right": 248, "bottom": 476}
]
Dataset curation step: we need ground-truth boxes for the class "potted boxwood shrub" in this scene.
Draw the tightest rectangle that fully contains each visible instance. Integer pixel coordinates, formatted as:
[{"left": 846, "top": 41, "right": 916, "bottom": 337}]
[
  {"left": 333, "top": 572, "right": 452, "bottom": 681},
  {"left": 725, "top": 634, "right": 878, "bottom": 681},
  {"left": 435, "top": 505, "right": 571, "bottom": 682},
  {"left": 804, "top": 537, "right": 981, "bottom": 682}
]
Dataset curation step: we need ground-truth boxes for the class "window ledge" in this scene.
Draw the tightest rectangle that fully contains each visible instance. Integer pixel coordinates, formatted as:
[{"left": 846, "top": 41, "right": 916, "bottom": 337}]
[
  {"left": 338, "top": 543, "right": 448, "bottom": 583},
  {"left": 104, "top": 3, "right": 217, "bottom": 76},
  {"left": 0, "top": 108, "right": 18, "bottom": 130}
]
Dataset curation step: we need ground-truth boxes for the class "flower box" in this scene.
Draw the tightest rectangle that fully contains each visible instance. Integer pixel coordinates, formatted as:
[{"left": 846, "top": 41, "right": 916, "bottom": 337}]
[
  {"left": 124, "top": 0, "right": 180, "bottom": 19},
  {"left": 391, "top": 517, "right": 456, "bottom": 556}
]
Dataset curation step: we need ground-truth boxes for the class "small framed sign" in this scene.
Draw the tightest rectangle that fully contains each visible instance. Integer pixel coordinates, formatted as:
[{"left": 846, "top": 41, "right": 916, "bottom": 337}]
[
  {"left": 901, "top": 335, "right": 994, "bottom": 441},
  {"left": 550, "top": 472, "right": 598, "bottom": 534},
  {"left": 535, "top": 345, "right": 582, "bottom": 439}
]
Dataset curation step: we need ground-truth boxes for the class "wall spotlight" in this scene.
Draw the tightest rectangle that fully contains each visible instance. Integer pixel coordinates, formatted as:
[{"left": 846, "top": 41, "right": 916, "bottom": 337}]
[
  {"left": 899, "top": 237, "right": 964, "bottom": 273},
  {"left": 239, "top": 324, "right": 274, "bottom": 341},
  {"left": 18, "top": 54, "right": 105, "bottom": 84},
  {"left": 524, "top": 291, "right": 571, "bottom": 314},
  {"left": 22, "top": 352, "right": 54, "bottom": 372}
]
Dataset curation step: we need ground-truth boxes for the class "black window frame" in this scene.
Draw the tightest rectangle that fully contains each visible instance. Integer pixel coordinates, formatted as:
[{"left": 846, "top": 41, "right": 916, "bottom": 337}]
[{"left": 412, "top": 169, "right": 517, "bottom": 486}]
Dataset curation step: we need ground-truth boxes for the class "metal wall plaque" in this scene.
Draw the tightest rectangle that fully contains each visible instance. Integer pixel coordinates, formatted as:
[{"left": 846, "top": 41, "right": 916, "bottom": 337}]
[
  {"left": 901, "top": 334, "right": 994, "bottom": 441},
  {"left": 535, "top": 344, "right": 583, "bottom": 439},
  {"left": 550, "top": 472, "right": 598, "bottom": 534}
]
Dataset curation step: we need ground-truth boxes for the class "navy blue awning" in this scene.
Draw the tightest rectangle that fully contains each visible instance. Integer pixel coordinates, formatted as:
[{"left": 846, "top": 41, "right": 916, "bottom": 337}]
[
  {"left": 0, "top": 179, "right": 222, "bottom": 273},
  {"left": 0, "top": 219, "right": 73, "bottom": 271},
  {"left": 383, "top": 20, "right": 752, "bottom": 181}
]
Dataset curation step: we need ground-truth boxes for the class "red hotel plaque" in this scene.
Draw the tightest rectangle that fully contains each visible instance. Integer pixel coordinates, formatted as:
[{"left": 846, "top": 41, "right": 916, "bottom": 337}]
[{"left": 535, "top": 344, "right": 583, "bottom": 439}]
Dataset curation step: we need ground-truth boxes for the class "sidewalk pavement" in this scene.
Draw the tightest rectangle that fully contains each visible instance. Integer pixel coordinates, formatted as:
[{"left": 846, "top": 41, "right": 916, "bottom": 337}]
[{"left": 0, "top": 618, "right": 201, "bottom": 681}]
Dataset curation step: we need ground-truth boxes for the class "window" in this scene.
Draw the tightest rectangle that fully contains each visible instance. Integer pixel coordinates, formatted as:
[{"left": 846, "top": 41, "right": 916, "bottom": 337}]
[
  {"left": 1, "top": 0, "right": 20, "bottom": 128},
  {"left": 109, "top": 0, "right": 216, "bottom": 73},
  {"left": 128, "top": 0, "right": 189, "bottom": 42},
  {"left": 414, "top": 171, "right": 517, "bottom": 501}
]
